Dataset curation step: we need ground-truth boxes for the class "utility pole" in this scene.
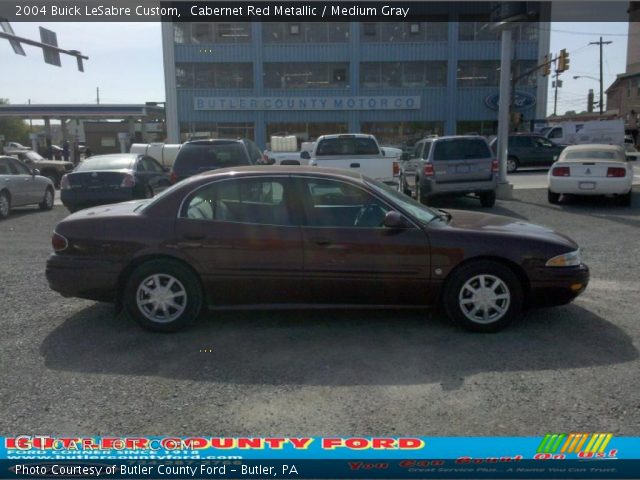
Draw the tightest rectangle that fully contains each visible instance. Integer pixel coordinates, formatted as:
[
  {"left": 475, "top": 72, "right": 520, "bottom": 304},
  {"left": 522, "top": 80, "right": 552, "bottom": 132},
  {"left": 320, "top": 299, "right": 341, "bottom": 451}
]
[
  {"left": 589, "top": 37, "right": 613, "bottom": 115},
  {"left": 553, "top": 71, "right": 560, "bottom": 116},
  {"left": 96, "top": 86, "right": 100, "bottom": 105}
]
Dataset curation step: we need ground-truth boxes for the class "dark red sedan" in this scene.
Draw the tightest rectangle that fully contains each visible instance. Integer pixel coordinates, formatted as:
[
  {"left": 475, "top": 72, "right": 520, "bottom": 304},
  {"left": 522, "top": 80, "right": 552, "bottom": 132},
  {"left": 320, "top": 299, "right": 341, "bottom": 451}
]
[{"left": 46, "top": 166, "right": 589, "bottom": 333}]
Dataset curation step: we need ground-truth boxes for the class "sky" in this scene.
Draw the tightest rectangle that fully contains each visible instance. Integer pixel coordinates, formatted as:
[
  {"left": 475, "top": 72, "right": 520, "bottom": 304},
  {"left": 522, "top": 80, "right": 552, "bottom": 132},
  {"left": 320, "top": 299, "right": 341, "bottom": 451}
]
[{"left": 0, "top": 21, "right": 630, "bottom": 117}]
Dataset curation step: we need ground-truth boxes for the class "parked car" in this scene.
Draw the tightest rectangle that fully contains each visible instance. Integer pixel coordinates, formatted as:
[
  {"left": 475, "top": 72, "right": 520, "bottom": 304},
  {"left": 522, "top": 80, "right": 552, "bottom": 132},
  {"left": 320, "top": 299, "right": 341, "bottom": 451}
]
[
  {"left": 11, "top": 150, "right": 73, "bottom": 188},
  {"left": 0, "top": 156, "right": 54, "bottom": 219},
  {"left": 130, "top": 143, "right": 182, "bottom": 168},
  {"left": 170, "top": 139, "right": 262, "bottom": 183},
  {"left": 2, "top": 141, "right": 29, "bottom": 154},
  {"left": 60, "top": 153, "right": 171, "bottom": 213},
  {"left": 400, "top": 135, "right": 498, "bottom": 207},
  {"left": 548, "top": 144, "right": 633, "bottom": 206},
  {"left": 302, "top": 134, "right": 400, "bottom": 186},
  {"left": 489, "top": 134, "right": 565, "bottom": 173},
  {"left": 543, "top": 119, "right": 625, "bottom": 146},
  {"left": 47, "top": 166, "right": 589, "bottom": 333}
]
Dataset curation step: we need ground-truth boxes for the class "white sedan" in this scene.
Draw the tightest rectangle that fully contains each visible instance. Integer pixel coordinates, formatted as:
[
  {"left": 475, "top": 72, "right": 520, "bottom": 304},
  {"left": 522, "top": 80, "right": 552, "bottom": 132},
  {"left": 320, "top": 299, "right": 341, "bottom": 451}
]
[{"left": 548, "top": 144, "right": 633, "bottom": 206}]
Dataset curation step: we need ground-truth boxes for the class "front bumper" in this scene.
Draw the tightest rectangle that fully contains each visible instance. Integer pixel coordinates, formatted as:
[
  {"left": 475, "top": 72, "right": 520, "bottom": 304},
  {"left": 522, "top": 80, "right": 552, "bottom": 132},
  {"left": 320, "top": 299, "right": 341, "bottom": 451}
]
[
  {"left": 46, "top": 254, "right": 122, "bottom": 302},
  {"left": 527, "top": 263, "right": 590, "bottom": 308}
]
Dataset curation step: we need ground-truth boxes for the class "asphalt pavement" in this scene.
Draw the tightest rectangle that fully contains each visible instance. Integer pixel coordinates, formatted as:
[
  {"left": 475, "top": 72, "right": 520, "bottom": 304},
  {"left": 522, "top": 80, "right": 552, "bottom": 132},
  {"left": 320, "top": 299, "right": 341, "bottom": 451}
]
[{"left": 2, "top": 188, "right": 639, "bottom": 436}]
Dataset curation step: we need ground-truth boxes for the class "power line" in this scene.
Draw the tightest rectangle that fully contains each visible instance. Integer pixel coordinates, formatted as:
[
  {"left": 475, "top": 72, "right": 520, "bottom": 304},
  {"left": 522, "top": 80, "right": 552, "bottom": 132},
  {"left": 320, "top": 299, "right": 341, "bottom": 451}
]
[{"left": 539, "top": 27, "right": 633, "bottom": 37}]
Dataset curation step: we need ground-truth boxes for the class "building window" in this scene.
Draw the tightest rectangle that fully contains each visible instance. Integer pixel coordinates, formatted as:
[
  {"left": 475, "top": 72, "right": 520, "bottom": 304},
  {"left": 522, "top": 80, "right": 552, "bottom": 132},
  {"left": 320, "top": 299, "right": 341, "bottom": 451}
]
[
  {"left": 458, "top": 15, "right": 500, "bottom": 41},
  {"left": 360, "top": 19, "right": 448, "bottom": 42},
  {"left": 214, "top": 23, "right": 251, "bottom": 43},
  {"left": 267, "top": 123, "right": 349, "bottom": 144},
  {"left": 457, "top": 61, "right": 501, "bottom": 87},
  {"left": 177, "top": 63, "right": 253, "bottom": 89},
  {"left": 514, "top": 60, "right": 538, "bottom": 87},
  {"left": 263, "top": 23, "right": 349, "bottom": 43},
  {"left": 180, "top": 123, "right": 255, "bottom": 143},
  {"left": 264, "top": 63, "right": 349, "bottom": 89},
  {"left": 174, "top": 24, "right": 189, "bottom": 44},
  {"left": 457, "top": 121, "right": 498, "bottom": 136},
  {"left": 360, "top": 62, "right": 447, "bottom": 88},
  {"left": 361, "top": 122, "right": 444, "bottom": 146},
  {"left": 186, "top": 22, "right": 250, "bottom": 44}
]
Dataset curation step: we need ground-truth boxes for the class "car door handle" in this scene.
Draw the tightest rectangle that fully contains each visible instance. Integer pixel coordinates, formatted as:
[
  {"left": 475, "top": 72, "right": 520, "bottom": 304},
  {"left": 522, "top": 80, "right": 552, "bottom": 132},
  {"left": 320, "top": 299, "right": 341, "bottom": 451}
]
[{"left": 350, "top": 163, "right": 360, "bottom": 168}]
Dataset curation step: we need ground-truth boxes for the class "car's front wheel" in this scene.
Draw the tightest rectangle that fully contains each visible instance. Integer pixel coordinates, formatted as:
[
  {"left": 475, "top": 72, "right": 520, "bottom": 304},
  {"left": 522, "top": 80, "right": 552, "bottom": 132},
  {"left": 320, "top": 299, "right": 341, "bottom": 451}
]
[
  {"left": 507, "top": 156, "right": 519, "bottom": 174},
  {"left": 0, "top": 191, "right": 10, "bottom": 219},
  {"left": 442, "top": 260, "right": 523, "bottom": 333},
  {"left": 124, "top": 259, "right": 203, "bottom": 332},
  {"left": 39, "top": 187, "right": 54, "bottom": 210}
]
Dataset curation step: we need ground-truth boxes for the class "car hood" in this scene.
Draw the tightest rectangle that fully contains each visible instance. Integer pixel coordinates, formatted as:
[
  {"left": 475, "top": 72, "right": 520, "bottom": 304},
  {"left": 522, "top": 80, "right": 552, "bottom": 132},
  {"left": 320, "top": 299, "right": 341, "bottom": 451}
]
[{"left": 444, "top": 209, "right": 578, "bottom": 249}]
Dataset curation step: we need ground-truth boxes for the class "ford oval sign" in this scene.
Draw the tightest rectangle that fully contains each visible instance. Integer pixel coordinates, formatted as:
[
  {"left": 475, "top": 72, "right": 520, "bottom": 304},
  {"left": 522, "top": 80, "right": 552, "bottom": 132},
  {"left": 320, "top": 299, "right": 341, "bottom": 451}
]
[{"left": 485, "top": 91, "right": 536, "bottom": 111}]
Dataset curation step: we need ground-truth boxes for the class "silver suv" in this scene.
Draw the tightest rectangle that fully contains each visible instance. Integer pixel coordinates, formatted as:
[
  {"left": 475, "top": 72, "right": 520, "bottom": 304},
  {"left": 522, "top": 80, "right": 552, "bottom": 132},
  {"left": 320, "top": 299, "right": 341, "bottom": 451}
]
[{"left": 399, "top": 135, "right": 498, "bottom": 207}]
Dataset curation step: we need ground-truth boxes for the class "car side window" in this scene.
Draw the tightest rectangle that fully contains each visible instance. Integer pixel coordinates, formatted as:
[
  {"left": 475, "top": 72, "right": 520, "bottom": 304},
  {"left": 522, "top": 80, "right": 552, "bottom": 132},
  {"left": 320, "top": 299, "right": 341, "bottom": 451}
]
[
  {"left": 422, "top": 141, "right": 432, "bottom": 159},
  {"left": 0, "top": 159, "right": 11, "bottom": 174},
  {"left": 181, "top": 178, "right": 293, "bottom": 226},
  {"left": 142, "top": 157, "right": 164, "bottom": 173},
  {"left": 534, "top": 137, "right": 553, "bottom": 148},
  {"left": 245, "top": 140, "right": 263, "bottom": 164},
  {"left": 412, "top": 141, "right": 423, "bottom": 159},
  {"left": 10, "top": 159, "right": 31, "bottom": 175},
  {"left": 300, "top": 178, "right": 390, "bottom": 228},
  {"left": 548, "top": 128, "right": 562, "bottom": 139}
]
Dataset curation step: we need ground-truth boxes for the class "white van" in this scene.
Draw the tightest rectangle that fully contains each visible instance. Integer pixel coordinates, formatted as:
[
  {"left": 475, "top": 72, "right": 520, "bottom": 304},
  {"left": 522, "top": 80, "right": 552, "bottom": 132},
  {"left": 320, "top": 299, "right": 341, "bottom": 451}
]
[
  {"left": 130, "top": 143, "right": 182, "bottom": 168},
  {"left": 544, "top": 119, "right": 625, "bottom": 146}
]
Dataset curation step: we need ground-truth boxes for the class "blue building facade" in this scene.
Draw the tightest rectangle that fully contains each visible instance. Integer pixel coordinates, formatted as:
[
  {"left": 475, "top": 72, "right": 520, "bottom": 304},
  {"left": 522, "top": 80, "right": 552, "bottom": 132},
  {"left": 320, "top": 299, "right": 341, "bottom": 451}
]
[{"left": 162, "top": 14, "right": 549, "bottom": 147}]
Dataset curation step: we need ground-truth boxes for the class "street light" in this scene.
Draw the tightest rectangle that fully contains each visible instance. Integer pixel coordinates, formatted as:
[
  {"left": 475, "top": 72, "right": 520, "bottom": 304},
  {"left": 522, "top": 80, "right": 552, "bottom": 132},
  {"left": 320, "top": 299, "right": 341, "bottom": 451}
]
[{"left": 573, "top": 75, "right": 599, "bottom": 81}]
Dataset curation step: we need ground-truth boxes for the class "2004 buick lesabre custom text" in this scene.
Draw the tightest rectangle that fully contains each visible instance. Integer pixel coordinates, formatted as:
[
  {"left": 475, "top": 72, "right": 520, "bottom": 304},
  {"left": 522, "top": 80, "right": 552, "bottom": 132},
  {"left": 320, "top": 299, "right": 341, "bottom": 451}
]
[{"left": 46, "top": 166, "right": 589, "bottom": 333}]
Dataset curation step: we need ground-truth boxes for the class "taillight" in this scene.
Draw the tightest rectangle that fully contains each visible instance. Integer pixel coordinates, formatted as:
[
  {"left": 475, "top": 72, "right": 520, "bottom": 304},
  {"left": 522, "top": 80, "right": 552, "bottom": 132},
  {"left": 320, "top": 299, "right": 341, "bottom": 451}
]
[
  {"left": 552, "top": 166, "right": 570, "bottom": 177},
  {"left": 52, "top": 232, "right": 68, "bottom": 252},
  {"left": 607, "top": 167, "right": 626, "bottom": 177},
  {"left": 60, "top": 174, "right": 70, "bottom": 190},
  {"left": 423, "top": 163, "right": 435, "bottom": 177},
  {"left": 170, "top": 171, "right": 178, "bottom": 184},
  {"left": 392, "top": 161, "right": 400, "bottom": 176},
  {"left": 120, "top": 173, "right": 136, "bottom": 188},
  {"left": 491, "top": 159, "right": 499, "bottom": 173}
]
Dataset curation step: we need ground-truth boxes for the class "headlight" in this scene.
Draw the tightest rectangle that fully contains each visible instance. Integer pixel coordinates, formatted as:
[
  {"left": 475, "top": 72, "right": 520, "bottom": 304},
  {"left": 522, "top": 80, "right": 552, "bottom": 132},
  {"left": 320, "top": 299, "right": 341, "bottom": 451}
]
[{"left": 545, "top": 249, "right": 582, "bottom": 267}]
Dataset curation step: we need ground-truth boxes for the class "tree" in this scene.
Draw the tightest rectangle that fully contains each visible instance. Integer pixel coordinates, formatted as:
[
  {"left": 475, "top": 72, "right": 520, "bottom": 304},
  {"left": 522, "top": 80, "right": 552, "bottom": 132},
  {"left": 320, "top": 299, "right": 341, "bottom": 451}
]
[{"left": 0, "top": 99, "right": 31, "bottom": 145}]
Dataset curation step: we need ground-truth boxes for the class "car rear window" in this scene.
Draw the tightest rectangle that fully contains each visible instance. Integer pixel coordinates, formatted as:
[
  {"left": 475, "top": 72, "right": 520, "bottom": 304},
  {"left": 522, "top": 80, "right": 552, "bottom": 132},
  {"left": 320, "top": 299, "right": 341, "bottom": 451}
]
[
  {"left": 564, "top": 150, "right": 619, "bottom": 161},
  {"left": 315, "top": 137, "right": 380, "bottom": 156},
  {"left": 173, "top": 143, "right": 251, "bottom": 175},
  {"left": 75, "top": 156, "right": 134, "bottom": 171},
  {"left": 433, "top": 139, "right": 491, "bottom": 161}
]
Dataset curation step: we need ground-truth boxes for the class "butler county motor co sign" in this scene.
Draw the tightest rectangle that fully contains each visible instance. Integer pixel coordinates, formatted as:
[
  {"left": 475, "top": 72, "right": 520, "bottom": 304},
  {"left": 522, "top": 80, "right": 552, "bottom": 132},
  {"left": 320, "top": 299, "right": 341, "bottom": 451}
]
[{"left": 194, "top": 96, "right": 421, "bottom": 111}]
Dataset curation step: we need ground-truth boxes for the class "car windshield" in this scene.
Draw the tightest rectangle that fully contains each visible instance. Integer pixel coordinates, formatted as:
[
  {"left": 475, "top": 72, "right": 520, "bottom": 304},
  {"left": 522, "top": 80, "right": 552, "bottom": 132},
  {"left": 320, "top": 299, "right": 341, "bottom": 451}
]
[
  {"left": 75, "top": 156, "right": 134, "bottom": 171},
  {"left": 433, "top": 138, "right": 491, "bottom": 161},
  {"left": 564, "top": 150, "right": 619, "bottom": 161},
  {"left": 365, "top": 178, "right": 439, "bottom": 224},
  {"left": 315, "top": 137, "right": 380, "bottom": 156}
]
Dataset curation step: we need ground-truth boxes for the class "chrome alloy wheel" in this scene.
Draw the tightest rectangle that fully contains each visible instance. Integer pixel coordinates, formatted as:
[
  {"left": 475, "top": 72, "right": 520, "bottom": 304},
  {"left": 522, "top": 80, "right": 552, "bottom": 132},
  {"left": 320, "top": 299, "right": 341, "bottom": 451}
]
[
  {"left": 136, "top": 274, "right": 187, "bottom": 324},
  {"left": 0, "top": 194, "right": 8, "bottom": 217},
  {"left": 506, "top": 158, "right": 517, "bottom": 173},
  {"left": 458, "top": 274, "right": 511, "bottom": 324}
]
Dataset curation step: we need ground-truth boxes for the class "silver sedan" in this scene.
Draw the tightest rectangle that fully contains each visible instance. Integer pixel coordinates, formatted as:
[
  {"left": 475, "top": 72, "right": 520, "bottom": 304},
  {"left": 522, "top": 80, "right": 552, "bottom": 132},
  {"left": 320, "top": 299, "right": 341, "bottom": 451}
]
[{"left": 0, "top": 156, "right": 55, "bottom": 219}]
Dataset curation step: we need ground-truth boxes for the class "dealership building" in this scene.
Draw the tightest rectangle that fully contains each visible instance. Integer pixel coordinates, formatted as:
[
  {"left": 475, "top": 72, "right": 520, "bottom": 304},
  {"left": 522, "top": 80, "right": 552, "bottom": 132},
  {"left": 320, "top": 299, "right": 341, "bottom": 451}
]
[{"left": 161, "top": 12, "right": 549, "bottom": 147}]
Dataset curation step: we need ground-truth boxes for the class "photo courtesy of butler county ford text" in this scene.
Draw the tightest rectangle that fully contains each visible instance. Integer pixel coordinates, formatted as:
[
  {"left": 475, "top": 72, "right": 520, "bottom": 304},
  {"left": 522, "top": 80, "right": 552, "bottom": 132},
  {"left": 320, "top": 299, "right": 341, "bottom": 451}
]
[{"left": 1, "top": 1, "right": 640, "bottom": 479}]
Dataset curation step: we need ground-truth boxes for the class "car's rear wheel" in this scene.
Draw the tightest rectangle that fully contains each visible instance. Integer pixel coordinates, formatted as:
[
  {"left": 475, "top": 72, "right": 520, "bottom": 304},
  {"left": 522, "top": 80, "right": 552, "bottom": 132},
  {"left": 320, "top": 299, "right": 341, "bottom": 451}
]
[
  {"left": 39, "top": 187, "right": 54, "bottom": 210},
  {"left": 0, "top": 191, "right": 10, "bottom": 219},
  {"left": 124, "top": 259, "right": 203, "bottom": 332},
  {"left": 619, "top": 190, "right": 632, "bottom": 206},
  {"left": 479, "top": 191, "right": 496, "bottom": 208},
  {"left": 507, "top": 156, "right": 519, "bottom": 174},
  {"left": 548, "top": 190, "right": 561, "bottom": 204},
  {"left": 443, "top": 260, "right": 523, "bottom": 333}
]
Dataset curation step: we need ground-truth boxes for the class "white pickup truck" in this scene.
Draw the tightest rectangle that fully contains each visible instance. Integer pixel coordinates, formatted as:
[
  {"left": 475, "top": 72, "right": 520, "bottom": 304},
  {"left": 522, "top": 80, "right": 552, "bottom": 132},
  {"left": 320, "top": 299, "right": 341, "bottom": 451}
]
[
  {"left": 301, "top": 134, "right": 400, "bottom": 185},
  {"left": 130, "top": 143, "right": 182, "bottom": 168}
]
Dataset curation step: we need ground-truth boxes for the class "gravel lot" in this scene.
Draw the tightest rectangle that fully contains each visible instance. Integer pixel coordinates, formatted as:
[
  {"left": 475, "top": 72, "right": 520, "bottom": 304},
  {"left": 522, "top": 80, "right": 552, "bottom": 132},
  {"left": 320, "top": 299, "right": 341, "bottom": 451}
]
[{"left": 1, "top": 188, "right": 639, "bottom": 436}]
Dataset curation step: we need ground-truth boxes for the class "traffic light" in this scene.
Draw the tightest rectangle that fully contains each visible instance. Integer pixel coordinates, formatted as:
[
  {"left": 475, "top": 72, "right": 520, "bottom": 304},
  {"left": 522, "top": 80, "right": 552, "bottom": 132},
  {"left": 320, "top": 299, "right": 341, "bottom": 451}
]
[
  {"left": 557, "top": 49, "right": 570, "bottom": 73},
  {"left": 541, "top": 54, "right": 551, "bottom": 76}
]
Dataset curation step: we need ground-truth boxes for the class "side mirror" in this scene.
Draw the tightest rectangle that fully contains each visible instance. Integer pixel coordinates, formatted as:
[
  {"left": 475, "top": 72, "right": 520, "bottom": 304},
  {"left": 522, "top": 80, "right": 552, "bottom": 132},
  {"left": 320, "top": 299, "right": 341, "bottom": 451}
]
[
  {"left": 32, "top": 168, "right": 40, "bottom": 176},
  {"left": 300, "top": 150, "right": 311, "bottom": 160},
  {"left": 383, "top": 211, "right": 409, "bottom": 229}
]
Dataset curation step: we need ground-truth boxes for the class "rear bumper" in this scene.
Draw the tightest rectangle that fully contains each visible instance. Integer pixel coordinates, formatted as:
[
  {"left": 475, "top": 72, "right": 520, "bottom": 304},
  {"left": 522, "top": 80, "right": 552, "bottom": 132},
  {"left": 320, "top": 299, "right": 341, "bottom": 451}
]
[
  {"left": 549, "top": 177, "right": 632, "bottom": 195},
  {"left": 61, "top": 189, "right": 135, "bottom": 210},
  {"left": 527, "top": 263, "right": 589, "bottom": 308},
  {"left": 46, "top": 254, "right": 122, "bottom": 302},
  {"left": 421, "top": 178, "right": 497, "bottom": 196}
]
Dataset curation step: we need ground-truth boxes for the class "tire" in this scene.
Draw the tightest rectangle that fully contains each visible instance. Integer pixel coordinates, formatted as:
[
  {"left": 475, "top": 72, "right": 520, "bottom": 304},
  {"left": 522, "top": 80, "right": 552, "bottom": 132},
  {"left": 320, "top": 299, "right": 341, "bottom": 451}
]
[
  {"left": 39, "top": 187, "right": 54, "bottom": 211},
  {"left": 0, "top": 191, "right": 10, "bottom": 219},
  {"left": 618, "top": 190, "right": 632, "bottom": 207},
  {"left": 416, "top": 181, "right": 429, "bottom": 204},
  {"left": 123, "top": 259, "right": 203, "bottom": 332},
  {"left": 399, "top": 176, "right": 411, "bottom": 197},
  {"left": 506, "top": 157, "right": 519, "bottom": 174},
  {"left": 548, "top": 190, "right": 560, "bottom": 204},
  {"left": 442, "top": 260, "right": 523, "bottom": 333},
  {"left": 479, "top": 191, "right": 496, "bottom": 208}
]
